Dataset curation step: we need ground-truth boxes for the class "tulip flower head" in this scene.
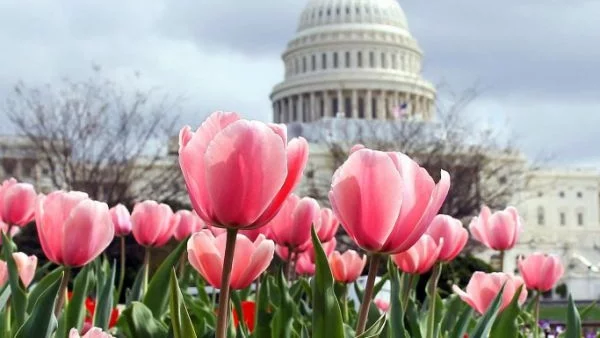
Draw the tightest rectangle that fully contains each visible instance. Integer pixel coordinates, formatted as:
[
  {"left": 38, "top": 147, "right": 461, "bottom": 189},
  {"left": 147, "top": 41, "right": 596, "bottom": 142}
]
[
  {"left": 329, "top": 148, "right": 450, "bottom": 254},
  {"left": 316, "top": 208, "right": 339, "bottom": 242},
  {"left": 131, "top": 200, "right": 174, "bottom": 247},
  {"left": 469, "top": 205, "right": 522, "bottom": 251},
  {"left": 329, "top": 250, "right": 366, "bottom": 283},
  {"left": 269, "top": 194, "right": 319, "bottom": 252},
  {"left": 0, "top": 178, "right": 36, "bottom": 227},
  {"left": 0, "top": 252, "right": 37, "bottom": 288},
  {"left": 452, "top": 272, "right": 527, "bottom": 314},
  {"left": 295, "top": 253, "right": 315, "bottom": 276},
  {"left": 173, "top": 210, "right": 205, "bottom": 241},
  {"left": 187, "top": 230, "right": 274, "bottom": 289},
  {"left": 391, "top": 234, "right": 443, "bottom": 275},
  {"left": 518, "top": 253, "right": 564, "bottom": 292},
  {"left": 179, "top": 111, "right": 308, "bottom": 231},
  {"left": 426, "top": 214, "right": 468, "bottom": 261},
  {"left": 69, "top": 327, "right": 114, "bottom": 338},
  {"left": 109, "top": 204, "right": 132, "bottom": 237},
  {"left": 35, "top": 191, "right": 114, "bottom": 267}
]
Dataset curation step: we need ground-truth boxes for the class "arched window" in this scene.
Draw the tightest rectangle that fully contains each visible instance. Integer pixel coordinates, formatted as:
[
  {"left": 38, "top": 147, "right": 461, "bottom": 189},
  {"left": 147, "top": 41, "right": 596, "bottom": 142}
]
[{"left": 537, "top": 206, "right": 544, "bottom": 225}]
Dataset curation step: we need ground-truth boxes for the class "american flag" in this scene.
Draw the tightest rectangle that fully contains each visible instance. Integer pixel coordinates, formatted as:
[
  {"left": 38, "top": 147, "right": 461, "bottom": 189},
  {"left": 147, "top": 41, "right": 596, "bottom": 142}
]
[{"left": 392, "top": 102, "right": 408, "bottom": 119}]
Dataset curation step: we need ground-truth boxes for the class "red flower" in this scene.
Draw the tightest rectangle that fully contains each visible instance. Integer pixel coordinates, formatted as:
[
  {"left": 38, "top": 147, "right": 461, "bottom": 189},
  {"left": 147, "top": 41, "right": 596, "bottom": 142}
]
[
  {"left": 67, "top": 291, "right": 119, "bottom": 328},
  {"left": 232, "top": 301, "right": 256, "bottom": 333}
]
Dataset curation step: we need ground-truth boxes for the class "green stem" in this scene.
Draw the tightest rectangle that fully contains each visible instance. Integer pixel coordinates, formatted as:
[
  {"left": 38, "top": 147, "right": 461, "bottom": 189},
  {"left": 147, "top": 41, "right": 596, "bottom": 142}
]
[
  {"left": 341, "top": 284, "right": 349, "bottom": 322},
  {"left": 402, "top": 274, "right": 416, "bottom": 313},
  {"left": 115, "top": 236, "right": 126, "bottom": 303},
  {"left": 426, "top": 263, "right": 443, "bottom": 338},
  {"left": 534, "top": 291, "right": 541, "bottom": 338},
  {"left": 142, "top": 247, "right": 151, "bottom": 296},
  {"left": 54, "top": 267, "right": 72, "bottom": 317},
  {"left": 286, "top": 248, "right": 296, "bottom": 281},
  {"left": 215, "top": 229, "right": 239, "bottom": 338},
  {"left": 498, "top": 250, "right": 505, "bottom": 272},
  {"left": 4, "top": 300, "right": 11, "bottom": 336},
  {"left": 178, "top": 251, "right": 187, "bottom": 281},
  {"left": 356, "top": 254, "right": 381, "bottom": 335}
]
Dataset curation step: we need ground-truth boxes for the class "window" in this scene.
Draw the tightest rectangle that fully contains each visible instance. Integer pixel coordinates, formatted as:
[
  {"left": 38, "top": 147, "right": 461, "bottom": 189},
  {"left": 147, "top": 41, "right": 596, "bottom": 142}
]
[
  {"left": 381, "top": 53, "right": 386, "bottom": 68},
  {"left": 345, "top": 7, "right": 350, "bottom": 14},
  {"left": 498, "top": 176, "right": 507, "bottom": 184},
  {"left": 369, "top": 51, "right": 375, "bottom": 67},
  {"left": 345, "top": 51, "right": 350, "bottom": 67},
  {"left": 322, "top": 53, "right": 327, "bottom": 69},
  {"left": 391, "top": 54, "right": 397, "bottom": 69},
  {"left": 537, "top": 192, "right": 543, "bottom": 197},
  {"left": 560, "top": 212, "right": 566, "bottom": 226},
  {"left": 302, "top": 57, "right": 307, "bottom": 72},
  {"left": 311, "top": 55, "right": 316, "bottom": 71},
  {"left": 578, "top": 212, "right": 584, "bottom": 226},
  {"left": 333, "top": 52, "right": 338, "bottom": 68},
  {"left": 559, "top": 191, "right": 565, "bottom": 198},
  {"left": 294, "top": 59, "right": 299, "bottom": 74},
  {"left": 577, "top": 192, "right": 583, "bottom": 198},
  {"left": 357, "top": 52, "right": 362, "bottom": 67},
  {"left": 537, "top": 206, "right": 544, "bottom": 225}
]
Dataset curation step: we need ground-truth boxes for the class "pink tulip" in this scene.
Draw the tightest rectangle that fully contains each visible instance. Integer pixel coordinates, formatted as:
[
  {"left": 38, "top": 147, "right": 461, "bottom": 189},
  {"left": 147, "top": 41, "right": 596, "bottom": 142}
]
[
  {"left": 374, "top": 298, "right": 390, "bottom": 313},
  {"left": 329, "top": 148, "right": 450, "bottom": 254},
  {"left": 0, "top": 221, "right": 20, "bottom": 243},
  {"left": 35, "top": 191, "right": 114, "bottom": 267},
  {"left": 350, "top": 144, "right": 365, "bottom": 154},
  {"left": 391, "top": 234, "right": 443, "bottom": 274},
  {"left": 69, "top": 327, "right": 114, "bottom": 338},
  {"left": 109, "top": 204, "right": 132, "bottom": 237},
  {"left": 275, "top": 245, "right": 295, "bottom": 261},
  {"left": 0, "top": 178, "right": 36, "bottom": 226},
  {"left": 187, "top": 230, "right": 274, "bottom": 289},
  {"left": 469, "top": 206, "right": 522, "bottom": 251},
  {"left": 295, "top": 253, "right": 315, "bottom": 276},
  {"left": 173, "top": 210, "right": 205, "bottom": 241},
  {"left": 306, "top": 238, "right": 337, "bottom": 263},
  {"left": 206, "top": 223, "right": 269, "bottom": 242},
  {"left": 0, "top": 252, "right": 37, "bottom": 288},
  {"left": 131, "top": 200, "right": 174, "bottom": 247},
  {"left": 426, "top": 214, "right": 468, "bottom": 261},
  {"left": 452, "top": 272, "right": 527, "bottom": 314},
  {"left": 269, "top": 195, "right": 319, "bottom": 252},
  {"left": 316, "top": 208, "right": 339, "bottom": 242},
  {"left": 329, "top": 250, "right": 366, "bottom": 283},
  {"left": 518, "top": 253, "right": 564, "bottom": 292},
  {"left": 179, "top": 111, "right": 309, "bottom": 231}
]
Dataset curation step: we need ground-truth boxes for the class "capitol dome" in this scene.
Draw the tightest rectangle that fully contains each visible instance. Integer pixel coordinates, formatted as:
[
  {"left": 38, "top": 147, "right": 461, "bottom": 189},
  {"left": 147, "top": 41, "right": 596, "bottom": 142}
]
[{"left": 270, "top": 0, "right": 436, "bottom": 123}]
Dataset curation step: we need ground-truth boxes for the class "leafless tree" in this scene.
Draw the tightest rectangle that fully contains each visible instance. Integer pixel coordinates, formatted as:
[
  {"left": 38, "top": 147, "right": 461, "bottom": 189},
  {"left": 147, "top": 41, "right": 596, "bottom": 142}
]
[{"left": 3, "top": 66, "right": 185, "bottom": 205}]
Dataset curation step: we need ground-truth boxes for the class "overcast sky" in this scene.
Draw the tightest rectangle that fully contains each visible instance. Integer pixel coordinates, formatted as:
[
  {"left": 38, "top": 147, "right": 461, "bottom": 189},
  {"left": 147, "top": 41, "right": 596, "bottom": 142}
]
[{"left": 0, "top": 0, "right": 598, "bottom": 166}]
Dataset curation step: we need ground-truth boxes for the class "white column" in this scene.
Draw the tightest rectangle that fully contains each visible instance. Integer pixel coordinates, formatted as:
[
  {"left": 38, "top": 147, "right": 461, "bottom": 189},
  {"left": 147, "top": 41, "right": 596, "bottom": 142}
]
[
  {"left": 366, "top": 90, "right": 372, "bottom": 120},
  {"left": 324, "top": 91, "right": 331, "bottom": 117},
  {"left": 337, "top": 90, "right": 343, "bottom": 116},
  {"left": 351, "top": 90, "right": 358, "bottom": 118},
  {"left": 310, "top": 92, "right": 316, "bottom": 122},
  {"left": 377, "top": 91, "right": 385, "bottom": 119},
  {"left": 297, "top": 94, "right": 304, "bottom": 122}
]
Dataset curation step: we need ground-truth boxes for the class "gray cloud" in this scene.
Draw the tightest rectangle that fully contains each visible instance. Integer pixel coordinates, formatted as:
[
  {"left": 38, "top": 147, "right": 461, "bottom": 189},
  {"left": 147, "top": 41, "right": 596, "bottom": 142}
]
[{"left": 0, "top": 0, "right": 598, "bottom": 166}]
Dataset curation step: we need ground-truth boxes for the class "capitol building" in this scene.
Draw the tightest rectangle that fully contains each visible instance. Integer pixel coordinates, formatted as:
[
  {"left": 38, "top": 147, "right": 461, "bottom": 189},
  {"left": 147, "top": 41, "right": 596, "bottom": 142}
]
[{"left": 268, "top": 0, "right": 600, "bottom": 301}]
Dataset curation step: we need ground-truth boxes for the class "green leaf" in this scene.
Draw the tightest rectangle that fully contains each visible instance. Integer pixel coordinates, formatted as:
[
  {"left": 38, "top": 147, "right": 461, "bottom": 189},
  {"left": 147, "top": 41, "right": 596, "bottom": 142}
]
[
  {"left": 93, "top": 259, "right": 117, "bottom": 330},
  {"left": 469, "top": 285, "right": 505, "bottom": 338},
  {"left": 1, "top": 232, "right": 27, "bottom": 327},
  {"left": 27, "top": 266, "right": 64, "bottom": 313},
  {"left": 357, "top": 312, "right": 387, "bottom": 338},
  {"left": 490, "top": 285, "right": 524, "bottom": 338},
  {"left": 57, "top": 265, "right": 93, "bottom": 338},
  {"left": 126, "top": 263, "right": 146, "bottom": 306},
  {"left": 231, "top": 291, "right": 250, "bottom": 337},
  {"left": 254, "top": 275, "right": 273, "bottom": 338},
  {"left": 580, "top": 300, "right": 597, "bottom": 320},
  {"left": 117, "top": 302, "right": 169, "bottom": 338},
  {"left": 143, "top": 238, "right": 188, "bottom": 318},
  {"left": 310, "top": 226, "right": 344, "bottom": 338},
  {"left": 169, "top": 269, "right": 197, "bottom": 338},
  {"left": 389, "top": 260, "right": 409, "bottom": 338},
  {"left": 439, "top": 295, "right": 464, "bottom": 336},
  {"left": 13, "top": 271, "right": 63, "bottom": 338},
  {"left": 565, "top": 294, "right": 581, "bottom": 338},
  {"left": 449, "top": 305, "right": 474, "bottom": 338},
  {"left": 271, "top": 270, "right": 295, "bottom": 338}
]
